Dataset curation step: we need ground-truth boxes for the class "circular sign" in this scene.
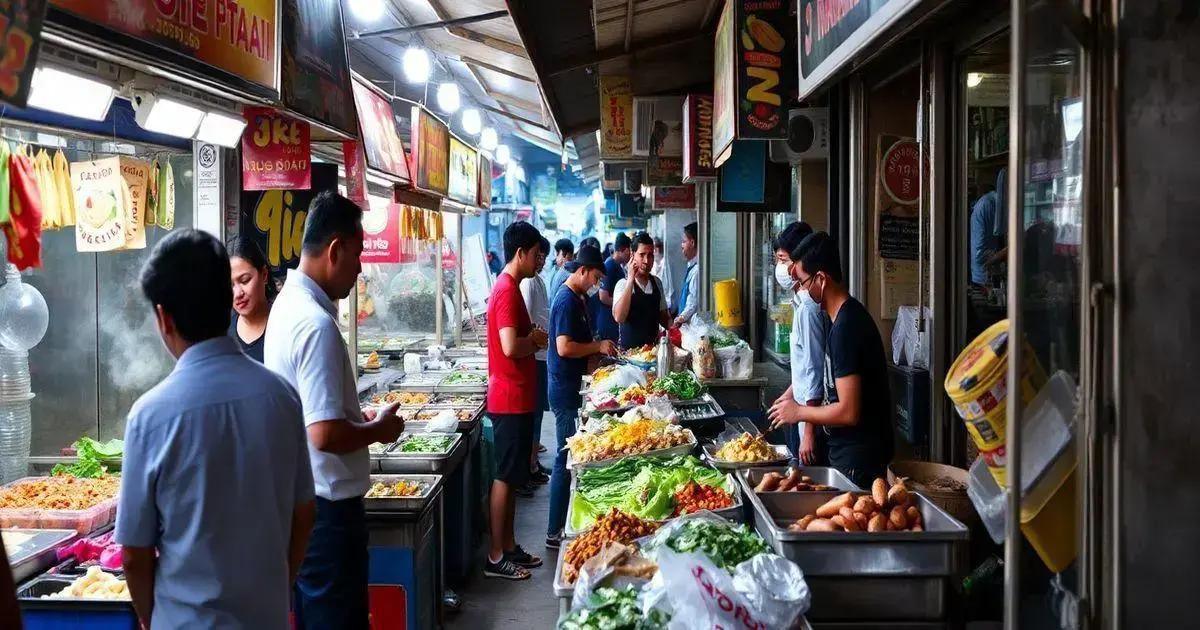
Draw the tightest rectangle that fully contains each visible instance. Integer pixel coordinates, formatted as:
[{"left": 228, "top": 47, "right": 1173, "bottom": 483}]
[
  {"left": 881, "top": 140, "right": 920, "bottom": 205},
  {"left": 361, "top": 203, "right": 389, "bottom": 235},
  {"left": 198, "top": 143, "right": 217, "bottom": 169}
]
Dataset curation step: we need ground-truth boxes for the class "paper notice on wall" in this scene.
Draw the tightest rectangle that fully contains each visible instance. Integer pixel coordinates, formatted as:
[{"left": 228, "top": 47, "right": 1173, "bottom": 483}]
[
  {"left": 72, "top": 157, "right": 128, "bottom": 252},
  {"left": 880, "top": 258, "right": 919, "bottom": 319}
]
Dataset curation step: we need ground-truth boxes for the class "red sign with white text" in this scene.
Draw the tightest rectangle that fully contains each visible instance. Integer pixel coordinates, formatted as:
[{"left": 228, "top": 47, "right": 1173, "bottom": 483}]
[
  {"left": 343, "top": 140, "right": 367, "bottom": 207},
  {"left": 361, "top": 202, "right": 400, "bottom": 263},
  {"left": 241, "top": 107, "right": 311, "bottom": 190}
]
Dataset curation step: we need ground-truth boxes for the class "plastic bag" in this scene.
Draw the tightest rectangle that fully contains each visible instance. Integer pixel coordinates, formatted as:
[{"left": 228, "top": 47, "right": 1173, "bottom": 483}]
[
  {"left": 570, "top": 542, "right": 658, "bottom": 610},
  {"left": 425, "top": 409, "right": 458, "bottom": 433},
  {"left": 892, "top": 306, "right": 932, "bottom": 369},
  {"left": 692, "top": 337, "right": 717, "bottom": 379},
  {"left": 679, "top": 312, "right": 716, "bottom": 352},
  {"left": 591, "top": 363, "right": 647, "bottom": 393},
  {"left": 714, "top": 341, "right": 753, "bottom": 379}
]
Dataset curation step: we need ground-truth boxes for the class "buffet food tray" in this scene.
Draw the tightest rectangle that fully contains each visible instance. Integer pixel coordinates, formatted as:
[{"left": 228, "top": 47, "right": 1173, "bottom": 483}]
[
  {"left": 374, "top": 432, "right": 466, "bottom": 473},
  {"left": 16, "top": 574, "right": 133, "bottom": 611},
  {"left": 0, "top": 477, "right": 119, "bottom": 535},
  {"left": 564, "top": 472, "right": 742, "bottom": 538},
  {"left": 736, "top": 466, "right": 862, "bottom": 493},
  {"left": 672, "top": 398, "right": 725, "bottom": 422},
  {"left": 363, "top": 474, "right": 443, "bottom": 512},
  {"left": 565, "top": 432, "right": 697, "bottom": 471},
  {"left": 553, "top": 546, "right": 574, "bottom": 597},
  {"left": 3, "top": 528, "right": 77, "bottom": 583},
  {"left": 701, "top": 443, "right": 791, "bottom": 471}
]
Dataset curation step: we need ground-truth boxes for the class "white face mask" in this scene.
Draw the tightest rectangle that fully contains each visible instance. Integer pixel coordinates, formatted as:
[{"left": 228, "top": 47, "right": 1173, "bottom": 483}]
[
  {"left": 587, "top": 284, "right": 600, "bottom": 298},
  {"left": 775, "top": 262, "right": 796, "bottom": 292},
  {"left": 798, "top": 288, "right": 817, "bottom": 307}
]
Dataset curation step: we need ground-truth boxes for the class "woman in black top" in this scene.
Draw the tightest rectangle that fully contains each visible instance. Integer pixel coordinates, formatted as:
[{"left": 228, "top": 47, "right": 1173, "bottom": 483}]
[{"left": 227, "top": 237, "right": 275, "bottom": 362}]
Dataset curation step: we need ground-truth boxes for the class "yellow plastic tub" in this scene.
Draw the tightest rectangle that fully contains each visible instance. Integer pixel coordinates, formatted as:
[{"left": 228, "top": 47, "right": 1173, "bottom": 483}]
[
  {"left": 1020, "top": 446, "right": 1079, "bottom": 573},
  {"left": 712, "top": 279, "right": 743, "bottom": 327}
]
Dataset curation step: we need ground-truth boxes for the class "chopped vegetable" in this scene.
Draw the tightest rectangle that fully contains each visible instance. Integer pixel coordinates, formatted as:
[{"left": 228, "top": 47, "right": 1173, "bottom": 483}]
[
  {"left": 571, "top": 455, "right": 730, "bottom": 529},
  {"left": 397, "top": 435, "right": 454, "bottom": 453},
  {"left": 558, "top": 586, "right": 670, "bottom": 630},
  {"left": 442, "top": 371, "right": 486, "bottom": 386},
  {"left": 644, "top": 519, "right": 769, "bottom": 571},
  {"left": 671, "top": 482, "right": 733, "bottom": 516},
  {"left": 52, "top": 437, "right": 123, "bottom": 479},
  {"left": 649, "top": 371, "right": 704, "bottom": 400}
]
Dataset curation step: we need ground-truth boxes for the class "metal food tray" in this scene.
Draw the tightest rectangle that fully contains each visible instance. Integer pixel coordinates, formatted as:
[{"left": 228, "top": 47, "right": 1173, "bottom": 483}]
[
  {"left": 668, "top": 392, "right": 718, "bottom": 407},
  {"left": 737, "top": 466, "right": 862, "bottom": 493},
  {"left": 374, "top": 432, "right": 466, "bottom": 474},
  {"left": 16, "top": 574, "right": 133, "bottom": 610},
  {"left": 429, "top": 393, "right": 485, "bottom": 406},
  {"left": 3, "top": 528, "right": 77, "bottom": 583},
  {"left": 363, "top": 474, "right": 443, "bottom": 512},
  {"left": 745, "top": 489, "right": 968, "bottom": 577},
  {"left": 673, "top": 398, "right": 725, "bottom": 422},
  {"left": 701, "top": 443, "right": 791, "bottom": 470},
  {"left": 553, "top": 545, "right": 574, "bottom": 597},
  {"left": 564, "top": 472, "right": 742, "bottom": 538},
  {"left": 565, "top": 432, "right": 697, "bottom": 470}
]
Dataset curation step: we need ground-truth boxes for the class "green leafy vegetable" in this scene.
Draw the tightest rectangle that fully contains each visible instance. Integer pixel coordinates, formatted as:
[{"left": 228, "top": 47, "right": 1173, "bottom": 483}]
[
  {"left": 442, "top": 371, "right": 486, "bottom": 385},
  {"left": 649, "top": 371, "right": 704, "bottom": 400},
  {"left": 645, "top": 519, "right": 770, "bottom": 571},
  {"left": 571, "top": 455, "right": 730, "bottom": 529},
  {"left": 558, "top": 586, "right": 670, "bottom": 630},
  {"left": 398, "top": 435, "right": 454, "bottom": 453},
  {"left": 52, "top": 437, "right": 123, "bottom": 479}
]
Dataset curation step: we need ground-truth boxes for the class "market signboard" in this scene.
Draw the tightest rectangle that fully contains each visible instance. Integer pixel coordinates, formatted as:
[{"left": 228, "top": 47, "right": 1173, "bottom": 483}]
[
  {"left": 0, "top": 0, "right": 47, "bottom": 107},
  {"left": 712, "top": 2, "right": 735, "bottom": 167},
  {"left": 477, "top": 154, "right": 492, "bottom": 209},
  {"left": 647, "top": 155, "right": 682, "bottom": 187},
  {"left": 599, "top": 74, "right": 633, "bottom": 159},
  {"left": 240, "top": 162, "right": 337, "bottom": 283},
  {"left": 797, "top": 0, "right": 922, "bottom": 100},
  {"left": 351, "top": 77, "right": 410, "bottom": 182},
  {"left": 343, "top": 139, "right": 367, "bottom": 207},
  {"left": 72, "top": 157, "right": 127, "bottom": 252},
  {"left": 411, "top": 105, "right": 449, "bottom": 197},
  {"left": 49, "top": 0, "right": 278, "bottom": 94},
  {"left": 280, "top": 0, "right": 356, "bottom": 136},
  {"left": 361, "top": 200, "right": 400, "bottom": 264},
  {"left": 653, "top": 185, "right": 696, "bottom": 210},
  {"left": 682, "top": 93, "right": 717, "bottom": 182},
  {"left": 241, "top": 107, "right": 311, "bottom": 190},
  {"left": 447, "top": 136, "right": 478, "bottom": 206}
]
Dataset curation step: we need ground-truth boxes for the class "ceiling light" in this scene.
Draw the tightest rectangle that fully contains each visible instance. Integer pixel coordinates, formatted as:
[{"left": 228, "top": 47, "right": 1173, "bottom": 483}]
[
  {"left": 436, "top": 82, "right": 460, "bottom": 113},
  {"left": 495, "top": 144, "right": 511, "bottom": 165},
  {"left": 195, "top": 110, "right": 247, "bottom": 148},
  {"left": 134, "top": 93, "right": 204, "bottom": 138},
  {"left": 480, "top": 127, "right": 498, "bottom": 151},
  {"left": 402, "top": 46, "right": 430, "bottom": 84},
  {"left": 461, "top": 108, "right": 481, "bottom": 135},
  {"left": 967, "top": 72, "right": 984, "bottom": 88},
  {"left": 27, "top": 66, "right": 115, "bottom": 121},
  {"left": 348, "top": 0, "right": 386, "bottom": 22}
]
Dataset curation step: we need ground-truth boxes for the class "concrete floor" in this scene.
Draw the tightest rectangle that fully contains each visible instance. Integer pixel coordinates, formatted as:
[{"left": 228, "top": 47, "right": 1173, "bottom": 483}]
[{"left": 446, "top": 413, "right": 561, "bottom": 629}]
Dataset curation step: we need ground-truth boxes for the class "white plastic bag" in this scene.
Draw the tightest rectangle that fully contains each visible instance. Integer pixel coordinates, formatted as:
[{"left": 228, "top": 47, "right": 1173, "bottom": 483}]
[
  {"left": 714, "top": 341, "right": 753, "bottom": 379},
  {"left": 891, "top": 306, "right": 932, "bottom": 369},
  {"left": 679, "top": 313, "right": 716, "bottom": 352},
  {"left": 590, "top": 364, "right": 647, "bottom": 393},
  {"left": 425, "top": 409, "right": 458, "bottom": 433}
]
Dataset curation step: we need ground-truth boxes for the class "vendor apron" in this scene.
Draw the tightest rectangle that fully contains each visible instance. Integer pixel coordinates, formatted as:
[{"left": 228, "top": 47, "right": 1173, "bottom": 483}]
[
  {"left": 825, "top": 434, "right": 890, "bottom": 491},
  {"left": 618, "top": 276, "right": 662, "bottom": 350}
]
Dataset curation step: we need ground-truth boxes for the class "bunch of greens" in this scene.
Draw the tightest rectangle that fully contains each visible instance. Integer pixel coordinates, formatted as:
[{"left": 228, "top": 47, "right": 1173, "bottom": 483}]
[
  {"left": 442, "top": 371, "right": 486, "bottom": 386},
  {"left": 558, "top": 586, "right": 669, "bottom": 630},
  {"left": 571, "top": 455, "right": 729, "bottom": 529},
  {"left": 645, "top": 519, "right": 770, "bottom": 571},
  {"left": 52, "top": 437, "right": 123, "bottom": 479},
  {"left": 709, "top": 329, "right": 741, "bottom": 349},
  {"left": 649, "top": 371, "right": 704, "bottom": 400},
  {"left": 398, "top": 435, "right": 454, "bottom": 453}
]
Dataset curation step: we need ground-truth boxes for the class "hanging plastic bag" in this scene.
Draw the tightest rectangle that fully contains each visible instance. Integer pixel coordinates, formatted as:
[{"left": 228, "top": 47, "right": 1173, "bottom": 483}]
[
  {"left": 33, "top": 149, "right": 59, "bottom": 230},
  {"left": 157, "top": 159, "right": 175, "bottom": 229},
  {"left": 425, "top": 408, "right": 458, "bottom": 433},
  {"left": 892, "top": 306, "right": 932, "bottom": 369},
  {"left": 714, "top": 340, "right": 753, "bottom": 379},
  {"left": 145, "top": 158, "right": 160, "bottom": 227},
  {"left": 679, "top": 312, "right": 715, "bottom": 352}
]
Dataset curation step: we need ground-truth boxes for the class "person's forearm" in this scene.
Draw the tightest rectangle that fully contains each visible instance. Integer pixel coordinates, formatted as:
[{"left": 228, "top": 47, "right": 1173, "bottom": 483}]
[
  {"left": 309, "top": 418, "right": 391, "bottom": 454},
  {"left": 561, "top": 339, "right": 602, "bottom": 358},
  {"left": 289, "top": 500, "right": 316, "bottom": 584},
  {"left": 799, "top": 401, "right": 858, "bottom": 427},
  {"left": 122, "top": 548, "right": 156, "bottom": 628},
  {"left": 658, "top": 310, "right": 671, "bottom": 330},
  {"left": 612, "top": 284, "right": 634, "bottom": 323},
  {"left": 599, "top": 290, "right": 614, "bottom": 306}
]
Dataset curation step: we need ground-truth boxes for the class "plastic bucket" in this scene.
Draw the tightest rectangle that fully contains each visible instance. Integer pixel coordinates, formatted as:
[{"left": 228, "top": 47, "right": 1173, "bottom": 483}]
[
  {"left": 1020, "top": 449, "right": 1078, "bottom": 573},
  {"left": 712, "top": 279, "right": 743, "bottom": 327}
]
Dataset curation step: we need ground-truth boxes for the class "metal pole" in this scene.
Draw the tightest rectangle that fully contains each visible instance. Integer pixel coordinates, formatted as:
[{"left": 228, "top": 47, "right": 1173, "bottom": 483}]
[
  {"left": 455, "top": 215, "right": 464, "bottom": 347},
  {"left": 847, "top": 76, "right": 866, "bottom": 299},
  {"left": 353, "top": 10, "right": 510, "bottom": 39},
  {"left": 1004, "top": 1, "right": 1027, "bottom": 627}
]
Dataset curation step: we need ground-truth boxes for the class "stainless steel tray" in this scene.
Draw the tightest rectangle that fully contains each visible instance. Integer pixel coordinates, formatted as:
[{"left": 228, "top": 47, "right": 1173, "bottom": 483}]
[
  {"left": 553, "top": 544, "right": 574, "bottom": 597},
  {"left": 363, "top": 474, "right": 443, "bottom": 512},
  {"left": 737, "top": 466, "right": 862, "bottom": 492},
  {"left": 746, "top": 490, "right": 968, "bottom": 577},
  {"left": 564, "top": 472, "right": 742, "bottom": 538},
  {"left": 374, "top": 432, "right": 466, "bottom": 473},
  {"left": 805, "top": 576, "right": 949, "bottom": 622},
  {"left": 566, "top": 432, "right": 697, "bottom": 470},
  {"left": 429, "top": 394, "right": 485, "bottom": 406},
  {"left": 701, "top": 443, "right": 790, "bottom": 470},
  {"left": 3, "top": 529, "right": 77, "bottom": 583},
  {"left": 673, "top": 398, "right": 725, "bottom": 422}
]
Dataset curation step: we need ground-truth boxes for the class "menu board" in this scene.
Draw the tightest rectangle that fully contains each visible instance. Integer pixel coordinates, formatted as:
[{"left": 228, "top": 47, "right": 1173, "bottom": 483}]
[
  {"left": 280, "top": 0, "right": 356, "bottom": 136},
  {"left": 599, "top": 75, "right": 634, "bottom": 159},
  {"left": 351, "top": 77, "right": 410, "bottom": 182},
  {"left": 477, "top": 154, "right": 492, "bottom": 209},
  {"left": 411, "top": 106, "right": 450, "bottom": 197},
  {"left": 447, "top": 136, "right": 479, "bottom": 206}
]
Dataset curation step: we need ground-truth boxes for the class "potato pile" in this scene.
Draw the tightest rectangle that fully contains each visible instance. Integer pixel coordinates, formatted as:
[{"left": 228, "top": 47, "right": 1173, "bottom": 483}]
[
  {"left": 753, "top": 467, "right": 837, "bottom": 492},
  {"left": 787, "top": 478, "right": 925, "bottom": 533}
]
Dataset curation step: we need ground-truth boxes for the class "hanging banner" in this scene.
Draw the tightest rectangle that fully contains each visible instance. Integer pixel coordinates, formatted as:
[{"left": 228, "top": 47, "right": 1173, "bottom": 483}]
[
  {"left": 361, "top": 200, "right": 400, "bottom": 264},
  {"left": 647, "top": 155, "right": 683, "bottom": 187},
  {"left": 0, "top": 0, "right": 47, "bottom": 107},
  {"left": 351, "top": 76, "right": 410, "bottom": 182},
  {"left": 798, "top": 0, "right": 922, "bottom": 100},
  {"left": 411, "top": 106, "right": 450, "bottom": 197},
  {"left": 653, "top": 185, "right": 696, "bottom": 210},
  {"left": 682, "top": 93, "right": 717, "bottom": 182},
  {"left": 447, "top": 136, "right": 479, "bottom": 206},
  {"left": 49, "top": 0, "right": 278, "bottom": 94},
  {"left": 599, "top": 75, "right": 633, "bottom": 159},
  {"left": 241, "top": 107, "right": 311, "bottom": 191},
  {"left": 118, "top": 157, "right": 150, "bottom": 250},
  {"left": 72, "top": 157, "right": 127, "bottom": 252},
  {"left": 343, "top": 140, "right": 367, "bottom": 207},
  {"left": 477, "top": 154, "right": 492, "bottom": 209},
  {"left": 281, "top": 0, "right": 356, "bottom": 136},
  {"left": 712, "top": 1, "right": 736, "bottom": 167},
  {"left": 240, "top": 162, "right": 338, "bottom": 283}
]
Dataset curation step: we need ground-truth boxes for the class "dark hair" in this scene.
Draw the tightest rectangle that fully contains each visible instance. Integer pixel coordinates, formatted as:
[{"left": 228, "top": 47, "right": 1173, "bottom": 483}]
[
  {"left": 614, "top": 233, "right": 632, "bottom": 251},
  {"left": 791, "top": 231, "right": 843, "bottom": 283},
  {"left": 302, "top": 191, "right": 363, "bottom": 256},
  {"left": 227, "top": 236, "right": 278, "bottom": 302},
  {"left": 140, "top": 229, "right": 232, "bottom": 343},
  {"left": 582, "top": 236, "right": 601, "bottom": 250},
  {"left": 772, "top": 221, "right": 814, "bottom": 256},
  {"left": 554, "top": 238, "right": 574, "bottom": 256},
  {"left": 653, "top": 236, "right": 664, "bottom": 250},
  {"left": 538, "top": 236, "right": 551, "bottom": 255},
  {"left": 503, "top": 221, "right": 541, "bottom": 262},
  {"left": 633, "top": 231, "right": 653, "bottom": 250},
  {"left": 683, "top": 222, "right": 698, "bottom": 242},
  {"left": 603, "top": 243, "right": 614, "bottom": 259}
]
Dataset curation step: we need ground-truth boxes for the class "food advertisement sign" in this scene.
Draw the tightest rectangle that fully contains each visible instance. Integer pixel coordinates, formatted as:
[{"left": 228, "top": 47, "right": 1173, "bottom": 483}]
[
  {"left": 72, "top": 157, "right": 127, "bottom": 252},
  {"left": 342, "top": 140, "right": 367, "bottom": 207},
  {"left": 653, "top": 185, "right": 696, "bottom": 210},
  {"left": 447, "top": 136, "right": 478, "bottom": 206},
  {"left": 599, "top": 74, "right": 633, "bottom": 159},
  {"left": 0, "top": 0, "right": 47, "bottom": 107},
  {"left": 49, "top": 0, "right": 278, "bottom": 94},
  {"left": 798, "top": 0, "right": 920, "bottom": 99},
  {"left": 682, "top": 94, "right": 717, "bottom": 182},
  {"left": 411, "top": 106, "right": 450, "bottom": 197},
  {"left": 281, "top": 0, "right": 356, "bottom": 136},
  {"left": 351, "top": 77, "right": 410, "bottom": 182},
  {"left": 118, "top": 157, "right": 150, "bottom": 250},
  {"left": 712, "top": 1, "right": 736, "bottom": 167},
  {"left": 477, "top": 154, "right": 492, "bottom": 209},
  {"left": 241, "top": 107, "right": 311, "bottom": 191},
  {"left": 361, "top": 200, "right": 400, "bottom": 264},
  {"left": 647, "top": 155, "right": 683, "bottom": 187},
  {"left": 240, "top": 162, "right": 338, "bottom": 283}
]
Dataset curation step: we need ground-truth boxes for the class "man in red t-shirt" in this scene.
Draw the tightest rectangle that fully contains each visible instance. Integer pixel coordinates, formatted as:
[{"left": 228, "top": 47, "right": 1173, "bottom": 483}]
[{"left": 485, "top": 221, "right": 549, "bottom": 580}]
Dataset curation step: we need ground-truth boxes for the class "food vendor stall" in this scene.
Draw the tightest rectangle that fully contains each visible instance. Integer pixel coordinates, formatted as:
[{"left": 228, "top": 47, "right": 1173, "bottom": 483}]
[{"left": 363, "top": 474, "right": 445, "bottom": 630}]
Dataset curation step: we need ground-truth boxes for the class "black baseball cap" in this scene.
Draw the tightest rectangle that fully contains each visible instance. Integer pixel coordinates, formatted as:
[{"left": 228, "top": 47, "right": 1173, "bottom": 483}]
[{"left": 565, "top": 245, "right": 604, "bottom": 272}]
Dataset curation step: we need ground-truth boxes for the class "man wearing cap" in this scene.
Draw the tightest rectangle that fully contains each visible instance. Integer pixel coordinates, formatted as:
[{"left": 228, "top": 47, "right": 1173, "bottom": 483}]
[{"left": 544, "top": 245, "right": 616, "bottom": 548}]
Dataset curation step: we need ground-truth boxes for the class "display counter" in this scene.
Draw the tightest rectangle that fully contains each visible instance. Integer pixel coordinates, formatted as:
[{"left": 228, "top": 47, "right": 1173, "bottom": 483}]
[{"left": 366, "top": 475, "right": 445, "bottom": 630}]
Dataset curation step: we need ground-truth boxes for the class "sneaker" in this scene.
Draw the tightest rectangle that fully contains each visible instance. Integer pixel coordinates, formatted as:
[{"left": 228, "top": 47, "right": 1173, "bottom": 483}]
[
  {"left": 545, "top": 533, "right": 562, "bottom": 550},
  {"left": 529, "top": 468, "right": 550, "bottom": 485},
  {"left": 484, "top": 556, "right": 531, "bottom": 580},
  {"left": 505, "top": 545, "right": 543, "bottom": 568}
]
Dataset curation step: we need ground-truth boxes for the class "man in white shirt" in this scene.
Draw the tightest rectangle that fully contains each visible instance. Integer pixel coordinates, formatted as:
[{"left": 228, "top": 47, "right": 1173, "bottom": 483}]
[
  {"left": 613, "top": 232, "right": 670, "bottom": 349},
  {"left": 265, "top": 191, "right": 405, "bottom": 630},
  {"left": 651, "top": 236, "right": 674, "bottom": 312},
  {"left": 673, "top": 221, "right": 701, "bottom": 327},
  {"left": 519, "top": 236, "right": 552, "bottom": 491}
]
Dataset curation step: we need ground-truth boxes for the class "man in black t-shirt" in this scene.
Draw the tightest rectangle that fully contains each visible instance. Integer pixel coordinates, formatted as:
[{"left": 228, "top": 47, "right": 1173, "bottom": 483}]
[{"left": 768, "top": 232, "right": 894, "bottom": 489}]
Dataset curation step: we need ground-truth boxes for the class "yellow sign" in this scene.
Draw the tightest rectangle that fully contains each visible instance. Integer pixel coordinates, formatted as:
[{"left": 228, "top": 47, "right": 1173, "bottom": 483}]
[
  {"left": 254, "top": 189, "right": 307, "bottom": 269},
  {"left": 599, "top": 75, "right": 633, "bottom": 159}
]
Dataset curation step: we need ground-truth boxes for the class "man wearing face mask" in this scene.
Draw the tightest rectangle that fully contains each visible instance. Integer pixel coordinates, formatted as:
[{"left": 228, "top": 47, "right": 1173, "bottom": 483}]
[
  {"left": 544, "top": 245, "right": 616, "bottom": 548},
  {"left": 769, "top": 232, "right": 894, "bottom": 489},
  {"left": 770, "top": 222, "right": 828, "bottom": 466}
]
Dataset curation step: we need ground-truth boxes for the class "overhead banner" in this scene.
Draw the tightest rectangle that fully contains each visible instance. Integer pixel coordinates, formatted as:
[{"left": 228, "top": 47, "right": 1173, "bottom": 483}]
[
  {"left": 49, "top": 0, "right": 278, "bottom": 94},
  {"left": 477, "top": 155, "right": 492, "bottom": 209},
  {"left": 240, "top": 162, "right": 338, "bottom": 283},
  {"left": 682, "top": 94, "right": 717, "bottom": 182},
  {"left": 342, "top": 140, "right": 367, "bottom": 207},
  {"left": 281, "top": 0, "right": 356, "bottom": 136},
  {"left": 647, "top": 155, "right": 683, "bottom": 187},
  {"left": 653, "top": 185, "right": 696, "bottom": 210},
  {"left": 599, "top": 75, "right": 633, "bottom": 159},
  {"left": 797, "top": 0, "right": 922, "bottom": 99},
  {"left": 351, "top": 77, "right": 410, "bottom": 182},
  {"left": 712, "top": 3, "right": 736, "bottom": 167},
  {"left": 411, "top": 106, "right": 449, "bottom": 197},
  {"left": 447, "top": 136, "right": 478, "bottom": 206},
  {"left": 361, "top": 200, "right": 400, "bottom": 264},
  {"left": 241, "top": 107, "right": 311, "bottom": 191},
  {"left": 0, "top": 0, "right": 47, "bottom": 107}
]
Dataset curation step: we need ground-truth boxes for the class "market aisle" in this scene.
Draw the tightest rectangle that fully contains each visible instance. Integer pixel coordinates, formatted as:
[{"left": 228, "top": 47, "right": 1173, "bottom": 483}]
[{"left": 447, "top": 413, "right": 561, "bottom": 629}]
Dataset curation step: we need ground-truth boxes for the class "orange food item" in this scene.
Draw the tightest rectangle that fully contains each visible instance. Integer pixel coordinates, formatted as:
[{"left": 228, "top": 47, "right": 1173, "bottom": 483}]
[{"left": 671, "top": 481, "right": 734, "bottom": 516}]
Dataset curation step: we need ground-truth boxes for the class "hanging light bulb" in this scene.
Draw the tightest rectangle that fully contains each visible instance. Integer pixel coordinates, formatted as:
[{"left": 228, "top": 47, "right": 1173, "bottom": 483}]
[
  {"left": 436, "top": 82, "right": 460, "bottom": 113},
  {"left": 480, "top": 127, "right": 498, "bottom": 151},
  {"left": 495, "top": 144, "right": 511, "bottom": 165},
  {"left": 461, "top": 108, "right": 482, "bottom": 135},
  {"left": 402, "top": 46, "right": 431, "bottom": 84},
  {"left": 348, "top": 0, "right": 386, "bottom": 22},
  {"left": 967, "top": 72, "right": 984, "bottom": 88}
]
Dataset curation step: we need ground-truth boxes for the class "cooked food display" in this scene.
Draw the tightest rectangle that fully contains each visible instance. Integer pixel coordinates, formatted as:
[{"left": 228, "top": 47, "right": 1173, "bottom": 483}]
[
  {"left": 569, "top": 455, "right": 731, "bottom": 530},
  {"left": 562, "top": 509, "right": 660, "bottom": 584},
  {"left": 573, "top": 542, "right": 658, "bottom": 585},
  {"left": 559, "top": 585, "right": 670, "bottom": 630},
  {"left": 430, "top": 394, "right": 483, "bottom": 406},
  {"left": 785, "top": 478, "right": 925, "bottom": 532},
  {"left": 396, "top": 435, "right": 455, "bottom": 454},
  {"left": 365, "top": 479, "right": 423, "bottom": 498},
  {"left": 0, "top": 475, "right": 119, "bottom": 510},
  {"left": 671, "top": 481, "right": 734, "bottom": 516},
  {"left": 371, "top": 391, "right": 432, "bottom": 406},
  {"left": 713, "top": 433, "right": 777, "bottom": 463},
  {"left": 623, "top": 344, "right": 657, "bottom": 365},
  {"left": 42, "top": 567, "right": 129, "bottom": 601},
  {"left": 415, "top": 408, "right": 473, "bottom": 422},
  {"left": 648, "top": 371, "right": 704, "bottom": 401},
  {"left": 566, "top": 418, "right": 691, "bottom": 464},
  {"left": 363, "top": 351, "right": 382, "bottom": 370},
  {"left": 753, "top": 468, "right": 838, "bottom": 492},
  {"left": 442, "top": 371, "right": 486, "bottom": 386}
]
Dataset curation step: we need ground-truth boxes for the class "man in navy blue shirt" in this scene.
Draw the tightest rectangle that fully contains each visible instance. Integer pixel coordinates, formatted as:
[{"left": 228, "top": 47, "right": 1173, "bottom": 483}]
[
  {"left": 596, "top": 233, "right": 631, "bottom": 342},
  {"left": 544, "top": 245, "right": 615, "bottom": 548}
]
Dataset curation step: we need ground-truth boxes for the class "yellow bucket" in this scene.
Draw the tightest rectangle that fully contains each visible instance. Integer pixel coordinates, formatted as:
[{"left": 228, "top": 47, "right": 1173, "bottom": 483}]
[
  {"left": 713, "top": 279, "right": 743, "bottom": 327},
  {"left": 1020, "top": 453, "right": 1078, "bottom": 574}
]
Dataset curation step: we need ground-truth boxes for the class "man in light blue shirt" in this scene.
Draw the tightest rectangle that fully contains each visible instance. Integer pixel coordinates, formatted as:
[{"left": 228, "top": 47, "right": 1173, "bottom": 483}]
[
  {"left": 117, "top": 230, "right": 316, "bottom": 630},
  {"left": 673, "top": 222, "right": 701, "bottom": 326},
  {"left": 970, "top": 168, "right": 1008, "bottom": 286},
  {"left": 549, "top": 238, "right": 574, "bottom": 299}
]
